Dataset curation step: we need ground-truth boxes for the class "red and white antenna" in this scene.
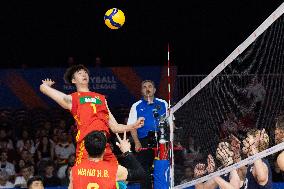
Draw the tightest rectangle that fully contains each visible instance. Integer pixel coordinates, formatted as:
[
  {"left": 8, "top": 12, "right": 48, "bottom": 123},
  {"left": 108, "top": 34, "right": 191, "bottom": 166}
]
[{"left": 167, "top": 43, "right": 171, "bottom": 108}]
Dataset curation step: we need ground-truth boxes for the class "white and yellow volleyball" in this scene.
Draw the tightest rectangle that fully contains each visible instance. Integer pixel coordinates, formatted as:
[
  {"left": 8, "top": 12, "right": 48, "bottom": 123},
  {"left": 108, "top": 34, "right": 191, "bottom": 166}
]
[{"left": 104, "top": 8, "right": 125, "bottom": 29}]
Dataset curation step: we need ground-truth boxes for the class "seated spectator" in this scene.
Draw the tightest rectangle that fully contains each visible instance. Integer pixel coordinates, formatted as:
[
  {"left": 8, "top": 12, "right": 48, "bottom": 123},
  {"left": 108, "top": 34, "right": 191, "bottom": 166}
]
[
  {"left": 20, "top": 150, "right": 35, "bottom": 165},
  {"left": 57, "top": 153, "right": 75, "bottom": 180},
  {"left": 16, "top": 130, "right": 34, "bottom": 154},
  {"left": 0, "top": 129, "right": 13, "bottom": 150},
  {"left": 15, "top": 159, "right": 26, "bottom": 175},
  {"left": 60, "top": 164, "right": 72, "bottom": 186},
  {"left": 36, "top": 136, "right": 54, "bottom": 161},
  {"left": 37, "top": 128, "right": 48, "bottom": 139},
  {"left": 22, "top": 140, "right": 36, "bottom": 155},
  {"left": 27, "top": 176, "right": 44, "bottom": 189},
  {"left": 0, "top": 140, "right": 17, "bottom": 165},
  {"left": 0, "top": 170, "right": 14, "bottom": 188},
  {"left": 0, "top": 151, "right": 15, "bottom": 177},
  {"left": 54, "top": 132, "right": 75, "bottom": 165},
  {"left": 14, "top": 165, "right": 34, "bottom": 188},
  {"left": 42, "top": 161, "right": 61, "bottom": 187},
  {"left": 42, "top": 121, "right": 52, "bottom": 136},
  {"left": 57, "top": 119, "right": 68, "bottom": 134}
]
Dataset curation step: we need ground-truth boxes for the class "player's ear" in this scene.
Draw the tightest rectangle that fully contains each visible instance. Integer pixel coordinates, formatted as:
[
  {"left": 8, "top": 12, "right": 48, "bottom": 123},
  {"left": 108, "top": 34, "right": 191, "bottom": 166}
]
[
  {"left": 71, "top": 77, "right": 76, "bottom": 84},
  {"left": 153, "top": 87, "right": 156, "bottom": 94}
]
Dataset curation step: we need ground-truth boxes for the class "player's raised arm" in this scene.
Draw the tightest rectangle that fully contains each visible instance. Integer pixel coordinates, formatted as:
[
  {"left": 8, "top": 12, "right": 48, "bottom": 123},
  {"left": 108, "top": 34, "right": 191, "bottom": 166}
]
[
  {"left": 40, "top": 78, "right": 72, "bottom": 110},
  {"left": 105, "top": 100, "right": 144, "bottom": 133}
]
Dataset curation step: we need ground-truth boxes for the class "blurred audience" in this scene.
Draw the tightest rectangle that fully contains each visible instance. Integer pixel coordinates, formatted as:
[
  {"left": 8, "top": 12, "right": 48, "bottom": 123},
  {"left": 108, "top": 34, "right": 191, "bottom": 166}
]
[
  {"left": 220, "top": 112, "right": 239, "bottom": 137},
  {"left": 14, "top": 165, "right": 34, "bottom": 188},
  {"left": 15, "top": 159, "right": 26, "bottom": 174},
  {"left": 0, "top": 129, "right": 14, "bottom": 150},
  {"left": 0, "top": 151, "right": 15, "bottom": 178},
  {"left": 57, "top": 153, "right": 75, "bottom": 180},
  {"left": 36, "top": 136, "right": 54, "bottom": 161},
  {"left": 180, "top": 166, "right": 194, "bottom": 184},
  {"left": 60, "top": 164, "right": 72, "bottom": 186},
  {"left": 54, "top": 132, "right": 75, "bottom": 165},
  {"left": 0, "top": 106, "right": 284, "bottom": 188},
  {"left": 16, "top": 130, "right": 35, "bottom": 154},
  {"left": 27, "top": 176, "right": 44, "bottom": 189},
  {"left": 0, "top": 170, "right": 14, "bottom": 188},
  {"left": 42, "top": 161, "right": 61, "bottom": 187}
]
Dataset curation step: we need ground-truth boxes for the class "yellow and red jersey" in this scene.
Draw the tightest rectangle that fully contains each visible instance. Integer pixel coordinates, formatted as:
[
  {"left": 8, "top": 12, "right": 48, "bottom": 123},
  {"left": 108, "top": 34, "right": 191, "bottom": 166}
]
[
  {"left": 72, "top": 159, "right": 118, "bottom": 189},
  {"left": 70, "top": 91, "right": 110, "bottom": 143}
]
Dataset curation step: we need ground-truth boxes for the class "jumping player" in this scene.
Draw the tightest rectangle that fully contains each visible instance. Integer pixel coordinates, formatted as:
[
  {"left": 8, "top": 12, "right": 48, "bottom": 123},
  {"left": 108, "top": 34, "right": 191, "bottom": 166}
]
[{"left": 40, "top": 65, "right": 144, "bottom": 165}]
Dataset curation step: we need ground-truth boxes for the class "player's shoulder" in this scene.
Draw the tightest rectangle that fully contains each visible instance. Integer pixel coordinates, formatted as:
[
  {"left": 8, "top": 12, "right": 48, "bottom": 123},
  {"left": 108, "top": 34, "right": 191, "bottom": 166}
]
[
  {"left": 70, "top": 92, "right": 78, "bottom": 96},
  {"left": 73, "top": 160, "right": 91, "bottom": 169},
  {"left": 90, "top": 91, "right": 105, "bottom": 97},
  {"left": 101, "top": 160, "right": 118, "bottom": 167}
]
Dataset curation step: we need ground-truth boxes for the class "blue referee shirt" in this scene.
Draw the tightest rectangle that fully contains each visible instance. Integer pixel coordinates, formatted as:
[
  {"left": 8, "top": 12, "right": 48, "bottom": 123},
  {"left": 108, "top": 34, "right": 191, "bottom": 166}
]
[{"left": 127, "top": 98, "right": 168, "bottom": 139}]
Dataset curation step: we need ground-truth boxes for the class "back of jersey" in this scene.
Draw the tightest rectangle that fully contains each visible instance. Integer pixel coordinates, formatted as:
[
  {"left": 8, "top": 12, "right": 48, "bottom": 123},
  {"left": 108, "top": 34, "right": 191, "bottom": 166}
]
[{"left": 72, "top": 159, "right": 118, "bottom": 189}]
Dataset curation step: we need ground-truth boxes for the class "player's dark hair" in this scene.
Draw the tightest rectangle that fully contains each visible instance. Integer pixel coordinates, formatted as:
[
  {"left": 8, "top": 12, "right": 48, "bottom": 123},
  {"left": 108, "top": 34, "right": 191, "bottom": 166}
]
[
  {"left": 84, "top": 131, "right": 107, "bottom": 158},
  {"left": 64, "top": 64, "right": 89, "bottom": 85}
]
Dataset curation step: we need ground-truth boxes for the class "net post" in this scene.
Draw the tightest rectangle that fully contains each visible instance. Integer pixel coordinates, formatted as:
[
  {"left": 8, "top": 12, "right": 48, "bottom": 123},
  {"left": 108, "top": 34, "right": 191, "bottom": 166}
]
[{"left": 169, "top": 111, "right": 175, "bottom": 188}]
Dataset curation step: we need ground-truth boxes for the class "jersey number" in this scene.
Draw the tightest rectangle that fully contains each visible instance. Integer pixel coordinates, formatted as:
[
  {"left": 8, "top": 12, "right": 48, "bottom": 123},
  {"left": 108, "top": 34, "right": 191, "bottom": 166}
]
[
  {"left": 91, "top": 104, "right": 97, "bottom": 113},
  {"left": 87, "top": 183, "right": 99, "bottom": 189}
]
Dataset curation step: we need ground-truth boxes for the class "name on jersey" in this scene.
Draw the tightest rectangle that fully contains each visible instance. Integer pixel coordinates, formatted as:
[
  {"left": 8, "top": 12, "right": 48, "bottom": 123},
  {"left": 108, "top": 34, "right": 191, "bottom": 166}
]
[
  {"left": 77, "top": 168, "right": 109, "bottom": 178},
  {"left": 79, "top": 96, "right": 102, "bottom": 104}
]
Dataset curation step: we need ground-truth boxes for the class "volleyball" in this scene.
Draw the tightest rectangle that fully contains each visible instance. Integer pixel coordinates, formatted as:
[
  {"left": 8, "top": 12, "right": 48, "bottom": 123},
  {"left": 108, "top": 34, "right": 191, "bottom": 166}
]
[{"left": 104, "top": 8, "right": 125, "bottom": 29}]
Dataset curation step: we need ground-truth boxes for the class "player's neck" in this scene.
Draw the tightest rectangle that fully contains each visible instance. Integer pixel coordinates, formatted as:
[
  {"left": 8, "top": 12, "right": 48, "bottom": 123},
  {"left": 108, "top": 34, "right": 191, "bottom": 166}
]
[
  {"left": 88, "top": 157, "right": 103, "bottom": 162},
  {"left": 76, "top": 85, "right": 90, "bottom": 92}
]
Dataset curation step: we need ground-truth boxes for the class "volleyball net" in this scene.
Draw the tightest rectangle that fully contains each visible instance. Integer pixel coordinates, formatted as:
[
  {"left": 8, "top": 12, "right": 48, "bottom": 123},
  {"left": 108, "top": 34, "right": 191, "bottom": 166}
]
[{"left": 169, "top": 3, "right": 284, "bottom": 188}]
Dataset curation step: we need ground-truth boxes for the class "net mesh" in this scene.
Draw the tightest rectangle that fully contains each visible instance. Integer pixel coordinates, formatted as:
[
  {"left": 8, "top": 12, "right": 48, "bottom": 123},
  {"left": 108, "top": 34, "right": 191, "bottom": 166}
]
[{"left": 172, "top": 3, "right": 284, "bottom": 188}]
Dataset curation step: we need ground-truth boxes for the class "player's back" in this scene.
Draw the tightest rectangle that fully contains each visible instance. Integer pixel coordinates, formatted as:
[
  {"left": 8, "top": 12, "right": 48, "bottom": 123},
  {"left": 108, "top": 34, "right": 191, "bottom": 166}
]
[{"left": 72, "top": 159, "right": 118, "bottom": 189}]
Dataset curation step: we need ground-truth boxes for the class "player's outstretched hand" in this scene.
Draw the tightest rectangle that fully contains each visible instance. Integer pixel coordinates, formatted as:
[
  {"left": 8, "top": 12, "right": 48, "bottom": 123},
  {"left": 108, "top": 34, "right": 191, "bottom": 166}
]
[
  {"left": 116, "top": 131, "right": 131, "bottom": 153},
  {"left": 194, "top": 163, "right": 207, "bottom": 178},
  {"left": 207, "top": 154, "right": 215, "bottom": 173},
  {"left": 42, "top": 78, "right": 55, "bottom": 87}
]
